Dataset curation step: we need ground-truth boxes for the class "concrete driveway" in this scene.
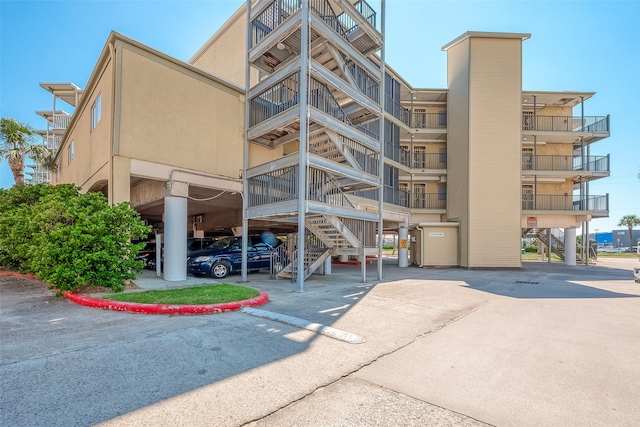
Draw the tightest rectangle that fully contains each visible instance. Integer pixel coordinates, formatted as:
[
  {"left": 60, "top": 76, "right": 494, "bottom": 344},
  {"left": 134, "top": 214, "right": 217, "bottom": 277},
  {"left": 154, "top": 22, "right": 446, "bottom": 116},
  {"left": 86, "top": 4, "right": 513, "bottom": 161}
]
[{"left": 1, "top": 257, "right": 639, "bottom": 426}]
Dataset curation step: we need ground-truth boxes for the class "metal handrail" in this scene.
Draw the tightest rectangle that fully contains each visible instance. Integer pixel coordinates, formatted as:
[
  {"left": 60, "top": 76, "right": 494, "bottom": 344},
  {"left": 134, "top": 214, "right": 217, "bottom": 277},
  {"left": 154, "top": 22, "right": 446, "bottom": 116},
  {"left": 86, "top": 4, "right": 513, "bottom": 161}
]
[
  {"left": 346, "top": 60, "right": 380, "bottom": 103},
  {"left": 247, "top": 165, "right": 298, "bottom": 207},
  {"left": 522, "top": 115, "right": 610, "bottom": 132},
  {"left": 522, "top": 154, "right": 610, "bottom": 172},
  {"left": 290, "top": 231, "right": 328, "bottom": 281},
  {"left": 249, "top": 72, "right": 300, "bottom": 126},
  {"left": 399, "top": 150, "right": 447, "bottom": 169},
  {"left": 522, "top": 194, "right": 609, "bottom": 211},
  {"left": 251, "top": 0, "right": 301, "bottom": 46},
  {"left": 307, "top": 167, "right": 355, "bottom": 208}
]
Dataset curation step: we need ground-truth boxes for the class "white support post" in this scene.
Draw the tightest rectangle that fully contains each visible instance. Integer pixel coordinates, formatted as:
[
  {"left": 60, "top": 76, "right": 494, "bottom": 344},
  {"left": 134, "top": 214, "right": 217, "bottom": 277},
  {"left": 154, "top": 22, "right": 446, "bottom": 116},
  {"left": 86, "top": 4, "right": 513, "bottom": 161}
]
[
  {"left": 163, "top": 196, "right": 187, "bottom": 281},
  {"left": 564, "top": 228, "right": 577, "bottom": 266}
]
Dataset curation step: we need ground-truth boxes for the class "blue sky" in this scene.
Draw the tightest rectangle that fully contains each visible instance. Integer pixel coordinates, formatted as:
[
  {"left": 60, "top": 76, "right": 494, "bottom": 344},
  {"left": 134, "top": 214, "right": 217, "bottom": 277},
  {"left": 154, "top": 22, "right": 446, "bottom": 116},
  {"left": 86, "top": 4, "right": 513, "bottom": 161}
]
[{"left": 1, "top": 0, "right": 638, "bottom": 233}]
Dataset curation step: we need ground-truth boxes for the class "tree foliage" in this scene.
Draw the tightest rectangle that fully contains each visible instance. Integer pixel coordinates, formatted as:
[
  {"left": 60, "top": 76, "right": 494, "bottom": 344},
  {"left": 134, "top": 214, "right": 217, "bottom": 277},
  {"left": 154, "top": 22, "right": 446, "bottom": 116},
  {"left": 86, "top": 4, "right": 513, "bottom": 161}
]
[
  {"left": 0, "top": 184, "right": 151, "bottom": 292},
  {"left": 618, "top": 214, "right": 640, "bottom": 250},
  {"left": 0, "top": 117, "right": 56, "bottom": 186}
]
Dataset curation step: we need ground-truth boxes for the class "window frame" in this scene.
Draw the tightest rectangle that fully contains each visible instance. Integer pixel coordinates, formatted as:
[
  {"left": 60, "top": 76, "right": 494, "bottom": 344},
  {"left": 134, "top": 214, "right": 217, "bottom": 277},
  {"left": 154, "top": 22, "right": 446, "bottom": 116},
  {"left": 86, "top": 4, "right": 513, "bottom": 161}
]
[
  {"left": 67, "top": 141, "right": 74, "bottom": 165},
  {"left": 91, "top": 94, "right": 102, "bottom": 130}
]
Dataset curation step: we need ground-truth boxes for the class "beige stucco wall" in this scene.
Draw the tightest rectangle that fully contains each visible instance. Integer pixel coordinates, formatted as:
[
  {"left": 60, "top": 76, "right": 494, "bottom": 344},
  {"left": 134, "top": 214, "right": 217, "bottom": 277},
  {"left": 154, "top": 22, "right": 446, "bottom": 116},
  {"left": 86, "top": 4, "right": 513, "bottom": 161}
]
[
  {"left": 190, "top": 7, "right": 248, "bottom": 88},
  {"left": 116, "top": 44, "right": 245, "bottom": 180},
  {"left": 55, "top": 56, "right": 113, "bottom": 190},
  {"left": 445, "top": 38, "right": 470, "bottom": 267},
  {"left": 423, "top": 226, "right": 458, "bottom": 266},
  {"left": 446, "top": 35, "right": 524, "bottom": 268}
]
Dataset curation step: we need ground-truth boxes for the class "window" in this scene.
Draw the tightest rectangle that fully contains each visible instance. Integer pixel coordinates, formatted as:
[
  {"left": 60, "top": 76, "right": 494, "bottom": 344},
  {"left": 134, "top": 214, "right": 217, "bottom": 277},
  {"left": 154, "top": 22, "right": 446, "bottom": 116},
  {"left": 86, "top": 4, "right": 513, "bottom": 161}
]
[
  {"left": 438, "top": 148, "right": 447, "bottom": 167},
  {"left": 438, "top": 110, "right": 447, "bottom": 127},
  {"left": 413, "top": 183, "right": 426, "bottom": 208},
  {"left": 438, "top": 184, "right": 447, "bottom": 201},
  {"left": 91, "top": 94, "right": 101, "bottom": 130},
  {"left": 68, "top": 141, "right": 74, "bottom": 164}
]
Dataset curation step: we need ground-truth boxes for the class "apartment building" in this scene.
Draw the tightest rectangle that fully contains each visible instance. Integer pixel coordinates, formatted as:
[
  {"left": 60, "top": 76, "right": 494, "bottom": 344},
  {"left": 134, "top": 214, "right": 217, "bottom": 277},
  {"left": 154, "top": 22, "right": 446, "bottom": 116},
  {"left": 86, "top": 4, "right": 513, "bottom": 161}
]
[
  {"left": 26, "top": 83, "right": 83, "bottom": 184},
  {"left": 49, "top": 0, "right": 610, "bottom": 286}
]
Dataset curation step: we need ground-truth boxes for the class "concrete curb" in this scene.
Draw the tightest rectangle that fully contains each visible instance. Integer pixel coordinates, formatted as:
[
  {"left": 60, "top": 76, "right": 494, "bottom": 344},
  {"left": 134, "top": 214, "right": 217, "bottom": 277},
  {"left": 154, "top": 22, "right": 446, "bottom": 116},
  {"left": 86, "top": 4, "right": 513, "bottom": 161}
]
[{"left": 0, "top": 271, "right": 269, "bottom": 315}]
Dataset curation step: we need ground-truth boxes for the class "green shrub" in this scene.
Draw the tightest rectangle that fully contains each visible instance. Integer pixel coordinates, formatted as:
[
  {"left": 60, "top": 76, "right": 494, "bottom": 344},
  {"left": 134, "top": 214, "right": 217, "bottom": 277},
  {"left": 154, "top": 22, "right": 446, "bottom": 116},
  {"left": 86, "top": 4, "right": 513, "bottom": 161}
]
[
  {"left": 0, "top": 184, "right": 150, "bottom": 292},
  {"left": 524, "top": 245, "right": 538, "bottom": 253}
]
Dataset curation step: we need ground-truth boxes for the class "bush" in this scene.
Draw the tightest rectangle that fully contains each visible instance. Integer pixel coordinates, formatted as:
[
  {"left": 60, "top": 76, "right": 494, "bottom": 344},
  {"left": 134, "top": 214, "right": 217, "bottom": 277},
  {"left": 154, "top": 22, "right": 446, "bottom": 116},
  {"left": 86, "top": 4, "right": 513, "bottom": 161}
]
[
  {"left": 0, "top": 184, "right": 151, "bottom": 292},
  {"left": 524, "top": 245, "right": 538, "bottom": 253}
]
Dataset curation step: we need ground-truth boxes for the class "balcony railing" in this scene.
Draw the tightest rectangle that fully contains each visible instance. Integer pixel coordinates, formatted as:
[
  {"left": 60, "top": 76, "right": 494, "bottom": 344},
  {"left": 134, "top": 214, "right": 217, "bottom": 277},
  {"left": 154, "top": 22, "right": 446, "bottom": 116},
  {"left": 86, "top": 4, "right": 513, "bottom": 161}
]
[
  {"left": 522, "top": 154, "right": 610, "bottom": 172},
  {"left": 251, "top": 0, "right": 301, "bottom": 46},
  {"left": 48, "top": 114, "right": 71, "bottom": 130},
  {"left": 250, "top": 72, "right": 300, "bottom": 127},
  {"left": 385, "top": 96, "right": 411, "bottom": 126},
  {"left": 309, "top": 76, "right": 353, "bottom": 126},
  {"left": 336, "top": 0, "right": 376, "bottom": 32},
  {"left": 411, "top": 112, "right": 447, "bottom": 129},
  {"left": 248, "top": 165, "right": 356, "bottom": 209},
  {"left": 248, "top": 166, "right": 299, "bottom": 207},
  {"left": 346, "top": 60, "right": 379, "bottom": 103},
  {"left": 341, "top": 135, "right": 380, "bottom": 175},
  {"left": 522, "top": 194, "right": 609, "bottom": 212},
  {"left": 306, "top": 167, "right": 355, "bottom": 208},
  {"left": 522, "top": 115, "right": 610, "bottom": 132},
  {"left": 383, "top": 101, "right": 448, "bottom": 130},
  {"left": 400, "top": 150, "right": 447, "bottom": 169},
  {"left": 396, "top": 190, "right": 446, "bottom": 209}
]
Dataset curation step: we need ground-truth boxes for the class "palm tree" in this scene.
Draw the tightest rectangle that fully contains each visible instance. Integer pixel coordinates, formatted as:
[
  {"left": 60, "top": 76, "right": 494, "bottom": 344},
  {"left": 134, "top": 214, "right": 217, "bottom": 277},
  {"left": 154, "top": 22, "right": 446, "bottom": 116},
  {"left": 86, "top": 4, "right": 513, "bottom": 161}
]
[
  {"left": 0, "top": 117, "right": 56, "bottom": 186},
  {"left": 618, "top": 214, "right": 640, "bottom": 250}
]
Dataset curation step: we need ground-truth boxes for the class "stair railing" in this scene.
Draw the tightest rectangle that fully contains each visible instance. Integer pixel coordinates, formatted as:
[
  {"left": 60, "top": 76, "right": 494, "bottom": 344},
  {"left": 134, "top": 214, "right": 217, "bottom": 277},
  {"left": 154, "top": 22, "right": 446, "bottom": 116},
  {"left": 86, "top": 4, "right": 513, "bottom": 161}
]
[{"left": 290, "top": 231, "right": 328, "bottom": 281}]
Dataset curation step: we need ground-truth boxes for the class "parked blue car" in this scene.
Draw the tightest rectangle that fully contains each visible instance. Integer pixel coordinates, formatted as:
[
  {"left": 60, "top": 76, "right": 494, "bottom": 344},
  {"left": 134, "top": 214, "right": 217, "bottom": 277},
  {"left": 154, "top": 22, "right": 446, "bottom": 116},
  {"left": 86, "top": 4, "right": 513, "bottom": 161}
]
[{"left": 187, "top": 235, "right": 283, "bottom": 278}]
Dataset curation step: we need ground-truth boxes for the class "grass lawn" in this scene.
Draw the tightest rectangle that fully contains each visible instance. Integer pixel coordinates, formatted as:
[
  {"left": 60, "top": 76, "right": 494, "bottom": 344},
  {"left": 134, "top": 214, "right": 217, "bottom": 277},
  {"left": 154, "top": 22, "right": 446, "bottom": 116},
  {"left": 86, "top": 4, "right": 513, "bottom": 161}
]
[
  {"left": 596, "top": 253, "right": 638, "bottom": 258},
  {"left": 521, "top": 253, "right": 563, "bottom": 261},
  {"left": 100, "top": 284, "right": 259, "bottom": 305}
]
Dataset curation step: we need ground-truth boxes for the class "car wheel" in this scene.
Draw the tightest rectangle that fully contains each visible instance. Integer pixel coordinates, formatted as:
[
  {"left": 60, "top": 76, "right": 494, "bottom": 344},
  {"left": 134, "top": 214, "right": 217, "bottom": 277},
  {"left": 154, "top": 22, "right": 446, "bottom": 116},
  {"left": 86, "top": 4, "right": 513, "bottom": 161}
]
[
  {"left": 211, "top": 261, "right": 231, "bottom": 279},
  {"left": 147, "top": 258, "right": 156, "bottom": 270}
]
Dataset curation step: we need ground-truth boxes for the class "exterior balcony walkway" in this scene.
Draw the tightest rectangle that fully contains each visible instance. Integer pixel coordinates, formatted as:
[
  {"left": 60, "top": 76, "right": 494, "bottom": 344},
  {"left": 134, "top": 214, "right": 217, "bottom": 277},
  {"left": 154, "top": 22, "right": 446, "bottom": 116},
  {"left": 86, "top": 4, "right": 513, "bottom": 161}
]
[{"left": 522, "top": 194, "right": 609, "bottom": 217}]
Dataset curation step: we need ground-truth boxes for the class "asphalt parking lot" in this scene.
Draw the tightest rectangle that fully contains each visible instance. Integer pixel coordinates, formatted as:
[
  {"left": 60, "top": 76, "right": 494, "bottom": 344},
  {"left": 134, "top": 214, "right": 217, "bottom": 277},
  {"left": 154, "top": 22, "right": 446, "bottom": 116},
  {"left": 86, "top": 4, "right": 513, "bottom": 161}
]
[{"left": 1, "top": 257, "right": 639, "bottom": 426}]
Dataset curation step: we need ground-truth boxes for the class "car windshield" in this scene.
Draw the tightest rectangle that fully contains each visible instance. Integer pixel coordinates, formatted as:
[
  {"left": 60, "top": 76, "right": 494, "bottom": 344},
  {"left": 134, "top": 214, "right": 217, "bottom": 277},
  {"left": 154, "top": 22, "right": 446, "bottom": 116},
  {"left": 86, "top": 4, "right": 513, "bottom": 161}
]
[{"left": 204, "top": 237, "right": 240, "bottom": 251}]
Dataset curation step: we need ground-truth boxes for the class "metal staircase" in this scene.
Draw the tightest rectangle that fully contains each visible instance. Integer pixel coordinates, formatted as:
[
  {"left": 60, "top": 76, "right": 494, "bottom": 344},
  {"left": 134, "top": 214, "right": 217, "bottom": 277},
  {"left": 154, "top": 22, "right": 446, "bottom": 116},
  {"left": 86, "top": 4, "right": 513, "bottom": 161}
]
[
  {"left": 523, "top": 228, "right": 584, "bottom": 262},
  {"left": 246, "top": 0, "right": 383, "bottom": 289}
]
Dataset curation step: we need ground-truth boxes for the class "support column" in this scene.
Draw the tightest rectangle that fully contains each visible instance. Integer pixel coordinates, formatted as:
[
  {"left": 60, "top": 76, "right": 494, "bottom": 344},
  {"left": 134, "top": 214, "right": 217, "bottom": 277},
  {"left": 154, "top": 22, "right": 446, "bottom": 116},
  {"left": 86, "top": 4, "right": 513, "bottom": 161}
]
[
  {"left": 164, "top": 195, "right": 187, "bottom": 281},
  {"left": 323, "top": 256, "right": 332, "bottom": 275},
  {"left": 398, "top": 226, "right": 408, "bottom": 267},
  {"left": 296, "top": 0, "right": 310, "bottom": 293},
  {"left": 360, "top": 247, "right": 366, "bottom": 283},
  {"left": 564, "top": 228, "right": 576, "bottom": 266}
]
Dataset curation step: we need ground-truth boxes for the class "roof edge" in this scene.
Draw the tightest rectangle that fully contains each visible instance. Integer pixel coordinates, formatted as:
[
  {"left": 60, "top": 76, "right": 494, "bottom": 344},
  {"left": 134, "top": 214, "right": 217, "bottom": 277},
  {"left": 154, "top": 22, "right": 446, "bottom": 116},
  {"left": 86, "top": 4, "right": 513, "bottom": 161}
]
[{"left": 442, "top": 31, "right": 531, "bottom": 51}]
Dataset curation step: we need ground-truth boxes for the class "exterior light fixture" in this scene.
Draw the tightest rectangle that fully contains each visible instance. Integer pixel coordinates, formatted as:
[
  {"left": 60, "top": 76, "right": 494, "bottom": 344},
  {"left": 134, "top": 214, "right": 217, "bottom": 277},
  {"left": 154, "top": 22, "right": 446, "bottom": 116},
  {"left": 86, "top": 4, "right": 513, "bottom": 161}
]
[{"left": 276, "top": 42, "right": 285, "bottom": 50}]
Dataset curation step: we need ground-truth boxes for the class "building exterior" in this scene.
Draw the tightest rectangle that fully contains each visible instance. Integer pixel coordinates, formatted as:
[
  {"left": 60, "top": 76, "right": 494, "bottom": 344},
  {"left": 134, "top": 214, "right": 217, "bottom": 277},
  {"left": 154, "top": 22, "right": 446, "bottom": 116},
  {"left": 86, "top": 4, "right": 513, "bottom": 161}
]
[
  {"left": 27, "top": 83, "right": 83, "bottom": 184},
  {"left": 49, "top": 0, "right": 610, "bottom": 285}
]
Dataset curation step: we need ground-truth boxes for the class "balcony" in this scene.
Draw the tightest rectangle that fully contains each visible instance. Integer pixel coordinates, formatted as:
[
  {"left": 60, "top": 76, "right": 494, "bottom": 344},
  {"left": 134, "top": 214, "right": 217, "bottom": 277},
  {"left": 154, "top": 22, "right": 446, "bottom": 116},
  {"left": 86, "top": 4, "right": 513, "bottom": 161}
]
[
  {"left": 522, "top": 115, "right": 610, "bottom": 132},
  {"left": 522, "top": 155, "right": 610, "bottom": 172},
  {"left": 384, "top": 99, "right": 448, "bottom": 131},
  {"left": 399, "top": 190, "right": 446, "bottom": 209},
  {"left": 522, "top": 194, "right": 609, "bottom": 213},
  {"left": 400, "top": 150, "right": 447, "bottom": 169}
]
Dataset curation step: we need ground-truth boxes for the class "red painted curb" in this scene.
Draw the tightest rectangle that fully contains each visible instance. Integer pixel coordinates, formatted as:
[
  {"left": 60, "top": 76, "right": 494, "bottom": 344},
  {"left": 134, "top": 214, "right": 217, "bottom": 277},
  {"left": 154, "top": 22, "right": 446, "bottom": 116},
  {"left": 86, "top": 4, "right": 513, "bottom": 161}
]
[
  {"left": 64, "top": 290, "right": 269, "bottom": 315},
  {"left": 0, "top": 271, "right": 268, "bottom": 315},
  {"left": 0, "top": 271, "right": 37, "bottom": 279}
]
